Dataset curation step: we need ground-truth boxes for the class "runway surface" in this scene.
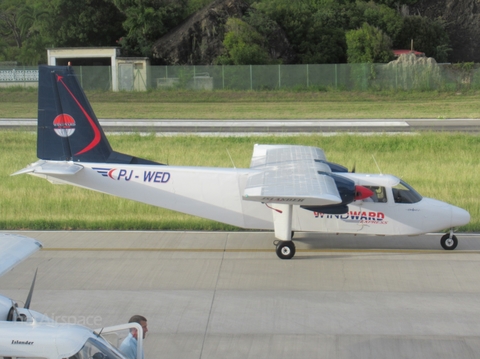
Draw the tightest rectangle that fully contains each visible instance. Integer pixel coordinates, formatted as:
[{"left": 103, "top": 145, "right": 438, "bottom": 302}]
[
  {"left": 1, "top": 230, "right": 480, "bottom": 359},
  {"left": 2, "top": 118, "right": 480, "bottom": 133}
]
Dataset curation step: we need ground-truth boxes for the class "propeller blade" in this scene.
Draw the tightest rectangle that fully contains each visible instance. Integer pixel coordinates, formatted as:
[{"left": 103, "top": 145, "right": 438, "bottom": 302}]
[
  {"left": 351, "top": 163, "right": 356, "bottom": 173},
  {"left": 24, "top": 268, "right": 38, "bottom": 309}
]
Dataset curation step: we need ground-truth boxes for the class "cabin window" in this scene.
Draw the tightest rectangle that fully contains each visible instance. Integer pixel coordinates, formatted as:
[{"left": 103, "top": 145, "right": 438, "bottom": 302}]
[
  {"left": 70, "top": 337, "right": 124, "bottom": 359},
  {"left": 392, "top": 180, "right": 422, "bottom": 204},
  {"left": 363, "top": 186, "right": 387, "bottom": 203}
]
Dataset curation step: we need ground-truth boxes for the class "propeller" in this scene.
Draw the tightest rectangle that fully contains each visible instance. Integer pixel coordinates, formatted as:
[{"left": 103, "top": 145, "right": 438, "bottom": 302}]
[
  {"left": 350, "top": 162, "right": 356, "bottom": 173},
  {"left": 24, "top": 268, "right": 38, "bottom": 310}
]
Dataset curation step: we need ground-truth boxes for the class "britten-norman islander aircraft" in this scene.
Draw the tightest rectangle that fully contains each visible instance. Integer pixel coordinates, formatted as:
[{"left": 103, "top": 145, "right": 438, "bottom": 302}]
[
  {"left": 0, "top": 233, "right": 144, "bottom": 359},
  {"left": 13, "top": 65, "right": 470, "bottom": 259}
]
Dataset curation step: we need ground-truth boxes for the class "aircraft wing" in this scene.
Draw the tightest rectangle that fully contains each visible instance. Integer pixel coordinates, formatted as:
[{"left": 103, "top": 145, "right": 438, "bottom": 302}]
[
  {"left": 243, "top": 144, "right": 342, "bottom": 206},
  {"left": 0, "top": 234, "right": 42, "bottom": 277}
]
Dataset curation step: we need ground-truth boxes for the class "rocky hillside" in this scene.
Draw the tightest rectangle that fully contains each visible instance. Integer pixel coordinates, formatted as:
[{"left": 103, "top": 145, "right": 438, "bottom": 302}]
[
  {"left": 152, "top": 0, "right": 480, "bottom": 65},
  {"left": 152, "top": 0, "right": 249, "bottom": 65}
]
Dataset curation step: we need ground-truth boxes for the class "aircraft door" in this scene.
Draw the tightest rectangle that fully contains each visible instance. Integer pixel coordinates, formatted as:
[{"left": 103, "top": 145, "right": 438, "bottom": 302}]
[{"left": 355, "top": 186, "right": 390, "bottom": 234}]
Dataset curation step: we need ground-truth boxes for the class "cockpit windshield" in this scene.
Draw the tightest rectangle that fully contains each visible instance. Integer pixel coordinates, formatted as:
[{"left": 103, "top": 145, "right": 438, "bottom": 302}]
[
  {"left": 69, "top": 337, "right": 125, "bottom": 359},
  {"left": 392, "top": 180, "right": 422, "bottom": 204}
]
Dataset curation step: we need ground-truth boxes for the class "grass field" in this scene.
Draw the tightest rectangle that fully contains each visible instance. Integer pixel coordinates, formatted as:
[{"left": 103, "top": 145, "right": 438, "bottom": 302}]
[
  {"left": 1, "top": 88, "right": 480, "bottom": 119},
  {"left": 1, "top": 132, "right": 478, "bottom": 232}
]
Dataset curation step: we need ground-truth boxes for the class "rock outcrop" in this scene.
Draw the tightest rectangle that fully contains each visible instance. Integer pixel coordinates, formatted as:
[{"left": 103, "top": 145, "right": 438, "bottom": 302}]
[
  {"left": 151, "top": 0, "right": 295, "bottom": 65},
  {"left": 152, "top": 0, "right": 249, "bottom": 65}
]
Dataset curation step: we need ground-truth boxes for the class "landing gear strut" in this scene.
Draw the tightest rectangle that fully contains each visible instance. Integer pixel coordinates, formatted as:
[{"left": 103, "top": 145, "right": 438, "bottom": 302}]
[
  {"left": 274, "top": 240, "right": 296, "bottom": 260},
  {"left": 440, "top": 232, "right": 458, "bottom": 250}
]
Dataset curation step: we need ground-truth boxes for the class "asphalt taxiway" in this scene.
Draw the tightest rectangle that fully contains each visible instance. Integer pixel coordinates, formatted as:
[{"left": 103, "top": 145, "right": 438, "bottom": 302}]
[
  {"left": 2, "top": 118, "right": 480, "bottom": 133},
  {"left": 1, "top": 230, "right": 480, "bottom": 359}
]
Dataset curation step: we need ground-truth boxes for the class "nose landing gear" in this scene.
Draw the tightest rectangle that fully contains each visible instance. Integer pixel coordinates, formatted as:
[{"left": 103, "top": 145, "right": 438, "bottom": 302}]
[{"left": 440, "top": 230, "right": 458, "bottom": 250}]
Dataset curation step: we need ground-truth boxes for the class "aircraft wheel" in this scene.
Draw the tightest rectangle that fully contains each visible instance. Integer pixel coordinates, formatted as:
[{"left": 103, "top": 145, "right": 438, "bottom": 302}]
[
  {"left": 440, "top": 233, "right": 458, "bottom": 250},
  {"left": 276, "top": 241, "right": 296, "bottom": 260}
]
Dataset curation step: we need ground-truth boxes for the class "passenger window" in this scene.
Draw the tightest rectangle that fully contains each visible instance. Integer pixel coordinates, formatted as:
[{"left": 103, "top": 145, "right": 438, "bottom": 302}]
[
  {"left": 363, "top": 186, "right": 387, "bottom": 203},
  {"left": 392, "top": 180, "right": 422, "bottom": 204}
]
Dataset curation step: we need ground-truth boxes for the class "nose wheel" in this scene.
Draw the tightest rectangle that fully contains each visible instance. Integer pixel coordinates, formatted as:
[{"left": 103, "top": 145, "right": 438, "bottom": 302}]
[
  {"left": 274, "top": 240, "right": 296, "bottom": 259},
  {"left": 440, "top": 233, "right": 458, "bottom": 250}
]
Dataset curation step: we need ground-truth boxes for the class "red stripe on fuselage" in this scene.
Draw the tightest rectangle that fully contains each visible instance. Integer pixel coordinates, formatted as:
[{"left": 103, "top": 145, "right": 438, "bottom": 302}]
[{"left": 56, "top": 74, "right": 101, "bottom": 155}]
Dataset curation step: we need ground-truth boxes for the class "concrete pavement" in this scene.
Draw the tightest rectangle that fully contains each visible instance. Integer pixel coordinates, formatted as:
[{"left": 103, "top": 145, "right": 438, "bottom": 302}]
[{"left": 1, "top": 230, "right": 480, "bottom": 359}]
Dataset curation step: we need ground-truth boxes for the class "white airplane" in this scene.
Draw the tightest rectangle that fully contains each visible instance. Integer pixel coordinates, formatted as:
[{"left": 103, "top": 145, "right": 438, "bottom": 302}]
[
  {"left": 13, "top": 65, "right": 470, "bottom": 259},
  {"left": 0, "top": 233, "right": 144, "bottom": 359}
]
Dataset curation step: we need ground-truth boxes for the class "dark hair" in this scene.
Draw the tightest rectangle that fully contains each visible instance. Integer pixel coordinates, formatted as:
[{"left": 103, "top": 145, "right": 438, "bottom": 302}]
[{"left": 128, "top": 315, "right": 147, "bottom": 324}]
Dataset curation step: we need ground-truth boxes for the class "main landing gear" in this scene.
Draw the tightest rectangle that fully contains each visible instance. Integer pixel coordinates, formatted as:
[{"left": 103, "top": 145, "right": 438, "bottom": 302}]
[
  {"left": 274, "top": 240, "right": 296, "bottom": 260},
  {"left": 440, "top": 231, "right": 458, "bottom": 250}
]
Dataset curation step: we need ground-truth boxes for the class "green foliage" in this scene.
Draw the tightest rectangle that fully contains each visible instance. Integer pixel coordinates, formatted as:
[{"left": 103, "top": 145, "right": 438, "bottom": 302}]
[
  {"left": 45, "top": 0, "right": 125, "bottom": 47},
  {"left": 349, "top": 1, "right": 403, "bottom": 40},
  {"left": 394, "top": 15, "right": 450, "bottom": 62},
  {"left": 252, "top": 0, "right": 349, "bottom": 64},
  {"left": 186, "top": 0, "right": 213, "bottom": 16},
  {"left": 346, "top": 23, "right": 394, "bottom": 63},
  {"left": 216, "top": 18, "right": 272, "bottom": 65},
  {"left": 112, "top": 0, "right": 188, "bottom": 57}
]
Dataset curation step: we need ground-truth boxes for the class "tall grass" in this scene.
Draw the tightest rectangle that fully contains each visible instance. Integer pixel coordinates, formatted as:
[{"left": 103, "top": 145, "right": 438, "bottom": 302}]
[
  {"left": 1, "top": 132, "right": 478, "bottom": 231},
  {"left": 1, "top": 89, "right": 480, "bottom": 119}
]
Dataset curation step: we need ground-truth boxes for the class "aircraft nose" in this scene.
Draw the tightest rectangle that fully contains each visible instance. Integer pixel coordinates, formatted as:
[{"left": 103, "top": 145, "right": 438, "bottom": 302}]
[{"left": 451, "top": 205, "right": 470, "bottom": 227}]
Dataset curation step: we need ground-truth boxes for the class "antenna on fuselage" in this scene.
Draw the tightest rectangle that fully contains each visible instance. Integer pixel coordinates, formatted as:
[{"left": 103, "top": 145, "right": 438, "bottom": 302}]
[
  {"left": 226, "top": 148, "right": 236, "bottom": 169},
  {"left": 372, "top": 155, "right": 383, "bottom": 174}
]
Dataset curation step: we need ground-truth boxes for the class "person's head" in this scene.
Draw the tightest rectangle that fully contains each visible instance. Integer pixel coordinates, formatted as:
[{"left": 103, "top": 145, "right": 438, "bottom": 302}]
[{"left": 128, "top": 315, "right": 148, "bottom": 339}]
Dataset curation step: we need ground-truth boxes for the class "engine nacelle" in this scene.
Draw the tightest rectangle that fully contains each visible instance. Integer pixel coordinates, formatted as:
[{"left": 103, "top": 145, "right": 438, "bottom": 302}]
[
  {"left": 0, "top": 295, "right": 17, "bottom": 321},
  {"left": 302, "top": 174, "right": 373, "bottom": 214}
]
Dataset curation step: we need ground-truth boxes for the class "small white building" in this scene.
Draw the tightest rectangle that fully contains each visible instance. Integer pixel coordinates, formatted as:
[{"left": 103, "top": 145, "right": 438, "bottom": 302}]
[{"left": 47, "top": 47, "right": 150, "bottom": 91}]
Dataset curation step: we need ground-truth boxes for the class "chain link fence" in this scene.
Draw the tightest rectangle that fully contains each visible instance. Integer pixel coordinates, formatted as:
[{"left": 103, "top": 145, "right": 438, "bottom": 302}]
[{"left": 2, "top": 63, "right": 480, "bottom": 91}]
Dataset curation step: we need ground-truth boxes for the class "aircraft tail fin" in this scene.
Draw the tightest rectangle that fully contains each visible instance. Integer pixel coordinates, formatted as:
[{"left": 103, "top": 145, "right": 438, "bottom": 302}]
[{"left": 37, "top": 65, "right": 160, "bottom": 165}]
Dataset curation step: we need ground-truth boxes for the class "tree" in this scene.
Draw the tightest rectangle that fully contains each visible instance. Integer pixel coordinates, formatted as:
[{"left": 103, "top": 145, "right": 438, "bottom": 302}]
[
  {"left": 394, "top": 15, "right": 450, "bottom": 63},
  {"left": 348, "top": 1, "right": 403, "bottom": 40},
  {"left": 0, "top": 0, "right": 25, "bottom": 48},
  {"left": 216, "top": 18, "right": 271, "bottom": 65},
  {"left": 252, "top": 0, "right": 349, "bottom": 63},
  {"left": 346, "top": 22, "right": 394, "bottom": 63},
  {"left": 45, "top": 0, "right": 125, "bottom": 47},
  {"left": 111, "top": 0, "right": 188, "bottom": 57}
]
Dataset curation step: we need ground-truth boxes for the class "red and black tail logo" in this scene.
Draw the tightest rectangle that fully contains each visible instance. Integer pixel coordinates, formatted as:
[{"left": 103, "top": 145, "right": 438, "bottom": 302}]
[{"left": 55, "top": 74, "right": 101, "bottom": 155}]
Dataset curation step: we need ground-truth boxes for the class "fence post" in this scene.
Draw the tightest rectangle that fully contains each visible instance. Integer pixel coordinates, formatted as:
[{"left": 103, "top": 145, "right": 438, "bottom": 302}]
[
  {"left": 250, "top": 65, "right": 253, "bottom": 90},
  {"left": 335, "top": 64, "right": 338, "bottom": 89},
  {"left": 306, "top": 64, "right": 309, "bottom": 88},
  {"left": 194, "top": 65, "right": 196, "bottom": 88},
  {"left": 278, "top": 64, "right": 281, "bottom": 89}
]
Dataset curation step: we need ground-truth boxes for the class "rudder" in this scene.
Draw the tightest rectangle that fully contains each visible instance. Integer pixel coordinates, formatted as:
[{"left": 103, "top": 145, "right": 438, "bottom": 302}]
[{"left": 37, "top": 65, "right": 160, "bottom": 165}]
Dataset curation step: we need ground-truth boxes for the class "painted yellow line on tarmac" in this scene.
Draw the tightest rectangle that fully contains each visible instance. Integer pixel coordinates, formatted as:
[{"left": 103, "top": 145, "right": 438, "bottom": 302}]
[{"left": 40, "top": 247, "right": 479, "bottom": 254}]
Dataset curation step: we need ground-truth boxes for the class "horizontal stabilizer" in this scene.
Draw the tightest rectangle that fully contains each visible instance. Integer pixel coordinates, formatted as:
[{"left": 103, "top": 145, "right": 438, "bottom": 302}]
[
  {"left": 243, "top": 145, "right": 342, "bottom": 206},
  {"left": 11, "top": 160, "right": 83, "bottom": 176}
]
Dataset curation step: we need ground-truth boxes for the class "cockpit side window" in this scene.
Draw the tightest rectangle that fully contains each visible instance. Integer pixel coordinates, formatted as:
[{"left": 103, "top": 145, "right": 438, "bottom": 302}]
[
  {"left": 363, "top": 186, "right": 387, "bottom": 203},
  {"left": 72, "top": 337, "right": 125, "bottom": 359},
  {"left": 392, "top": 180, "right": 422, "bottom": 204}
]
